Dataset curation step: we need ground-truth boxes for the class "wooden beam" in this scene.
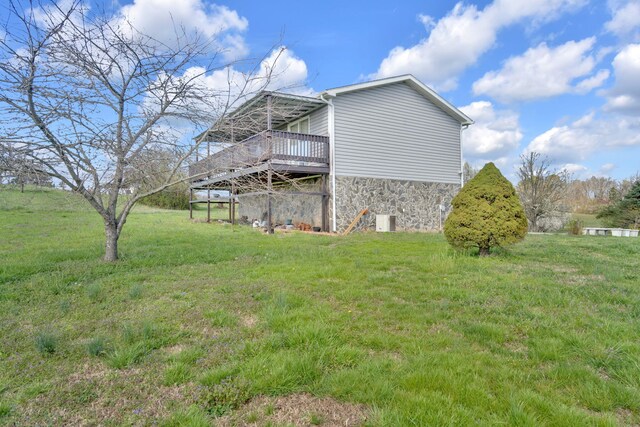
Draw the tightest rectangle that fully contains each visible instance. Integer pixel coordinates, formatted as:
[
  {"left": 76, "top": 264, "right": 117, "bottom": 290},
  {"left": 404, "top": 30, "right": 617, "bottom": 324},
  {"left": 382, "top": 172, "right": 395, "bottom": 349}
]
[
  {"left": 267, "top": 165, "right": 273, "bottom": 234},
  {"left": 322, "top": 174, "right": 328, "bottom": 232},
  {"left": 239, "top": 190, "right": 327, "bottom": 198},
  {"left": 267, "top": 95, "right": 272, "bottom": 131},
  {"left": 228, "top": 184, "right": 233, "bottom": 223},
  {"left": 232, "top": 182, "right": 237, "bottom": 226},
  {"left": 207, "top": 188, "right": 211, "bottom": 223},
  {"left": 342, "top": 208, "right": 369, "bottom": 236}
]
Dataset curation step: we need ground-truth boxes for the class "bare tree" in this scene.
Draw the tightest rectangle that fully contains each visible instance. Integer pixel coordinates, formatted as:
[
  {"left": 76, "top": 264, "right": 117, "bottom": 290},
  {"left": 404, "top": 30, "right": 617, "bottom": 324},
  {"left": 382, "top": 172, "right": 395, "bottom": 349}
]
[
  {"left": 0, "top": 0, "right": 277, "bottom": 261},
  {"left": 462, "top": 161, "right": 478, "bottom": 185},
  {"left": 0, "top": 139, "right": 52, "bottom": 189},
  {"left": 516, "top": 152, "right": 569, "bottom": 232}
]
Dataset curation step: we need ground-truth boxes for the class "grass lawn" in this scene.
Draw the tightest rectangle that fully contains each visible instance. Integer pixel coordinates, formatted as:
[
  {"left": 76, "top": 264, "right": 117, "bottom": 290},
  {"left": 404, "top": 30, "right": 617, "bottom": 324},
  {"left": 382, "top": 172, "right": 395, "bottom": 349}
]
[{"left": 1, "top": 187, "right": 640, "bottom": 426}]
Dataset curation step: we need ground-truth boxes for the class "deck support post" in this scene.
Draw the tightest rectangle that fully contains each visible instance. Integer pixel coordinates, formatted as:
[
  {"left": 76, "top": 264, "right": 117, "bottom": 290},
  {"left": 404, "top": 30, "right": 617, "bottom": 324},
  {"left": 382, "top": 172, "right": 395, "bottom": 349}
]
[
  {"left": 231, "top": 181, "right": 236, "bottom": 226},
  {"left": 189, "top": 188, "right": 193, "bottom": 219},
  {"left": 228, "top": 183, "right": 232, "bottom": 223},
  {"left": 321, "top": 174, "right": 328, "bottom": 232},
  {"left": 267, "top": 166, "right": 273, "bottom": 234},
  {"left": 207, "top": 188, "right": 211, "bottom": 223},
  {"left": 266, "top": 95, "right": 272, "bottom": 131}
]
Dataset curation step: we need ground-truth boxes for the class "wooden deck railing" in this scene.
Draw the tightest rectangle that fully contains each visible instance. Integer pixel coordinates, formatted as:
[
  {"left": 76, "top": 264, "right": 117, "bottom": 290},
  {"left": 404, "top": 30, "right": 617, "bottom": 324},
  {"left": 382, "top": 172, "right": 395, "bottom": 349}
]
[{"left": 189, "top": 130, "right": 329, "bottom": 179}]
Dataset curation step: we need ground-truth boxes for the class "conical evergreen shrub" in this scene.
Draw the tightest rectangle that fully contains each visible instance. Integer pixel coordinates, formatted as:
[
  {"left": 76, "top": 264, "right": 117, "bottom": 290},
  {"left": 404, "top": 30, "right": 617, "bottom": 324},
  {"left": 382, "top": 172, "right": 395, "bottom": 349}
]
[{"left": 444, "top": 162, "right": 528, "bottom": 256}]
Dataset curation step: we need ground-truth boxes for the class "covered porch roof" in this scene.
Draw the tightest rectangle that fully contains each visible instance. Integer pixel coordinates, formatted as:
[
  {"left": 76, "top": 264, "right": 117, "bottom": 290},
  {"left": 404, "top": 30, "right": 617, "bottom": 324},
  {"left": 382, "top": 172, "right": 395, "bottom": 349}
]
[{"left": 197, "top": 91, "right": 326, "bottom": 143}]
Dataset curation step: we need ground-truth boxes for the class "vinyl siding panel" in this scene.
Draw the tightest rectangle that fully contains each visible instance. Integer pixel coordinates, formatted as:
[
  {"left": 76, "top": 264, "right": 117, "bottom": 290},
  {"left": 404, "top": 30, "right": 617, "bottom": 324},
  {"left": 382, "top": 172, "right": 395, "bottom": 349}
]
[
  {"left": 333, "top": 82, "right": 461, "bottom": 184},
  {"left": 274, "top": 105, "right": 328, "bottom": 136},
  {"left": 309, "top": 106, "right": 328, "bottom": 136}
]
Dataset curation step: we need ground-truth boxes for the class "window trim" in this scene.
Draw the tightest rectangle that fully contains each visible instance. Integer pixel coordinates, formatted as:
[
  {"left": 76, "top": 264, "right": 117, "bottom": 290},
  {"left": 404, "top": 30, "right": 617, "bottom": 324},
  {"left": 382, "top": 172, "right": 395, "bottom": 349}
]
[{"left": 287, "top": 116, "right": 310, "bottom": 134}]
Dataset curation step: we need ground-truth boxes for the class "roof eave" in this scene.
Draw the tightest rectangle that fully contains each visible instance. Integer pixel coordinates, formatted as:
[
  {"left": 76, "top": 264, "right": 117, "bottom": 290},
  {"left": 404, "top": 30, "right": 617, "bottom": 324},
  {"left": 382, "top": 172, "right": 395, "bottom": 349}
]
[{"left": 322, "top": 74, "right": 473, "bottom": 126}]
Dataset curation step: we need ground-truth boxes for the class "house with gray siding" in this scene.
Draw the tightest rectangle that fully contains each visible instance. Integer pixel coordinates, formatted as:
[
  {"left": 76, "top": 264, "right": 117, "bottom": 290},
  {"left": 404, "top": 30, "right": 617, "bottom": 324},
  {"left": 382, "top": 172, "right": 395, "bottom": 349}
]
[{"left": 189, "top": 75, "right": 473, "bottom": 232}]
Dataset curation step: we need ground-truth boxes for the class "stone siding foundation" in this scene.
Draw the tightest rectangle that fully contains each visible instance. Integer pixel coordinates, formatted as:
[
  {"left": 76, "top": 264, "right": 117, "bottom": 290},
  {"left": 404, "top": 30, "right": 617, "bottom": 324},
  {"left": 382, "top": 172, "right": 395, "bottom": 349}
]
[{"left": 334, "top": 176, "right": 460, "bottom": 232}]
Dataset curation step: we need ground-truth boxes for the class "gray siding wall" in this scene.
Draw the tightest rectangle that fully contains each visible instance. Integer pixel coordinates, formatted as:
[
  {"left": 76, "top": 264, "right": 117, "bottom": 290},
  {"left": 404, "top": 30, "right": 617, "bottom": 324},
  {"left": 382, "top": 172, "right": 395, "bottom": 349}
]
[
  {"left": 333, "top": 82, "right": 461, "bottom": 184},
  {"left": 309, "top": 105, "right": 328, "bottom": 136},
  {"left": 274, "top": 105, "right": 328, "bottom": 136}
]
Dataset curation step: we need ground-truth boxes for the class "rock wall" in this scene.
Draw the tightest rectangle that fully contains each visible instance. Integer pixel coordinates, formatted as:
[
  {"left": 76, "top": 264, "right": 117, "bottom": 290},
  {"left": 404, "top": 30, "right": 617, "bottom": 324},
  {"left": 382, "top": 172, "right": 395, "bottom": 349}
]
[
  {"left": 334, "top": 176, "right": 460, "bottom": 232},
  {"left": 238, "top": 179, "right": 325, "bottom": 228}
]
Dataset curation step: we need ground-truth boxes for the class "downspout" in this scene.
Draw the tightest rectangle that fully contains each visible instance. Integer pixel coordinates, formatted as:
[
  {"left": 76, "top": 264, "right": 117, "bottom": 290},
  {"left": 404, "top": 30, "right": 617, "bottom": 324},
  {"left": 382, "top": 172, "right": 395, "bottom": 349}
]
[
  {"left": 320, "top": 92, "right": 337, "bottom": 232},
  {"left": 460, "top": 124, "right": 469, "bottom": 187}
]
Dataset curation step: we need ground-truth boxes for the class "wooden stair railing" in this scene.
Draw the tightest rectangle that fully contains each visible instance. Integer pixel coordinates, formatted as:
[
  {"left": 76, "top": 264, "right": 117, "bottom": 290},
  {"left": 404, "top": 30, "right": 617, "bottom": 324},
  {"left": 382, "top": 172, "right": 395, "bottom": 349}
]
[{"left": 342, "top": 208, "right": 369, "bottom": 236}]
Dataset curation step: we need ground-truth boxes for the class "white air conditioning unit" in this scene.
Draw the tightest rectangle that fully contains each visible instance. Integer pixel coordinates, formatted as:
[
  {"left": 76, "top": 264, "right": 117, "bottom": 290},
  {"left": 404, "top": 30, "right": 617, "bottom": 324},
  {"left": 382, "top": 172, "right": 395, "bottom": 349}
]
[{"left": 376, "top": 215, "right": 396, "bottom": 232}]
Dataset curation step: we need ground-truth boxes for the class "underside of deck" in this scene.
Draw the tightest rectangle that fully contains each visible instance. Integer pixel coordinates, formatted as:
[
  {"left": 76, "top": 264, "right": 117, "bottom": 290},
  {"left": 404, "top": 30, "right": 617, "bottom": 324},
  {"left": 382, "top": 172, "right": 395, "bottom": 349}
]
[{"left": 190, "top": 161, "right": 329, "bottom": 190}]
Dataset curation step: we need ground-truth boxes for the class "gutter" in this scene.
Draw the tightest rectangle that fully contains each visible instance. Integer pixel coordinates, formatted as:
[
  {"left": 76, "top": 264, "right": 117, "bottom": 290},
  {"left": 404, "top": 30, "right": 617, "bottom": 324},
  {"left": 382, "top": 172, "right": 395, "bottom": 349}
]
[{"left": 320, "top": 92, "right": 337, "bottom": 232}]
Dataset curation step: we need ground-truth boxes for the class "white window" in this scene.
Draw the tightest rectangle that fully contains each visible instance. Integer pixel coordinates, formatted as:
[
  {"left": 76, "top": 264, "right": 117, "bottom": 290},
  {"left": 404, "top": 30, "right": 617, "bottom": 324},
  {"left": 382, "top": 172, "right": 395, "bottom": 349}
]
[
  {"left": 287, "top": 117, "right": 309, "bottom": 134},
  {"left": 286, "top": 117, "right": 310, "bottom": 158}
]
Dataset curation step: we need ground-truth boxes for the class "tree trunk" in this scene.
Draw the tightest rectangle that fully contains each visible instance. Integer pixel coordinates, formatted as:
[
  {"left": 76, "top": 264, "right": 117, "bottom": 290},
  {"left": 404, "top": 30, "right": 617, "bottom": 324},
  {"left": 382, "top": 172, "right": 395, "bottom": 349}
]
[
  {"left": 104, "top": 221, "right": 119, "bottom": 262},
  {"left": 479, "top": 246, "right": 490, "bottom": 257}
]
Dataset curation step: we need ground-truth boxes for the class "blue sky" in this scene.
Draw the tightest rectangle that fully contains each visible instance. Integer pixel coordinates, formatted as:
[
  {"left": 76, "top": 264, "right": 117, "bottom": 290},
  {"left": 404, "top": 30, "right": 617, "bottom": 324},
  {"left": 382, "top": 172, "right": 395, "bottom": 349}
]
[
  {"left": 75, "top": 1, "right": 640, "bottom": 181},
  {"left": 212, "top": 0, "right": 640, "bottom": 179},
  {"left": 225, "top": 0, "right": 640, "bottom": 181}
]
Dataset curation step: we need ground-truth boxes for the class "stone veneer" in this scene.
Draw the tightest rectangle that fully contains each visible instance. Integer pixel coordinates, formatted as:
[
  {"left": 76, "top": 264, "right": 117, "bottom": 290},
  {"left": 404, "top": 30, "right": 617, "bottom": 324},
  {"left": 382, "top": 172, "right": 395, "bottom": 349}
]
[
  {"left": 238, "top": 179, "right": 325, "bottom": 227},
  {"left": 334, "top": 176, "right": 460, "bottom": 232}
]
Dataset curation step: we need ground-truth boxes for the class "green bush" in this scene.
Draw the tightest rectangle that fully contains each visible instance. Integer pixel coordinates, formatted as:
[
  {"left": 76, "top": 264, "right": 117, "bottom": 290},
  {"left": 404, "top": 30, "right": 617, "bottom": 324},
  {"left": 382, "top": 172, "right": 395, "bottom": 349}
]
[
  {"left": 444, "top": 162, "right": 528, "bottom": 256},
  {"left": 567, "top": 219, "right": 584, "bottom": 236},
  {"left": 139, "top": 186, "right": 190, "bottom": 210}
]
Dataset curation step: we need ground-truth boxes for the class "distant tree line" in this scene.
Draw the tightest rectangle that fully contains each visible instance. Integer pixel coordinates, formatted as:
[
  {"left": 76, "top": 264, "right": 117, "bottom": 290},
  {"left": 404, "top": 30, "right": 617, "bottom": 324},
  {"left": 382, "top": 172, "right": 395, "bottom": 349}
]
[
  {"left": 463, "top": 154, "right": 639, "bottom": 232},
  {"left": 565, "top": 175, "right": 639, "bottom": 214},
  {"left": 0, "top": 142, "right": 53, "bottom": 191}
]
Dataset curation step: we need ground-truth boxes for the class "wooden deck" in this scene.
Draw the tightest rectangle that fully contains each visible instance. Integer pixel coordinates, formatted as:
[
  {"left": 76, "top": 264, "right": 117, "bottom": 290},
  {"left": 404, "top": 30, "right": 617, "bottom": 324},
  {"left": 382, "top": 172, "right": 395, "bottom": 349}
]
[{"left": 189, "top": 130, "right": 330, "bottom": 184}]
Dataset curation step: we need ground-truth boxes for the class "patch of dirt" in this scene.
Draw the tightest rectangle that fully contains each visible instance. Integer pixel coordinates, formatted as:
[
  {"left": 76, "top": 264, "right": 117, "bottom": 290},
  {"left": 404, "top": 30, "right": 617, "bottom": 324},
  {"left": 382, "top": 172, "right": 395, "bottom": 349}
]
[
  {"left": 596, "top": 368, "right": 611, "bottom": 381},
  {"left": 216, "top": 393, "right": 369, "bottom": 426},
  {"left": 66, "top": 363, "right": 111, "bottom": 384},
  {"left": 615, "top": 408, "right": 638, "bottom": 425},
  {"left": 427, "top": 323, "right": 462, "bottom": 337},
  {"left": 19, "top": 365, "right": 197, "bottom": 426},
  {"left": 241, "top": 315, "right": 258, "bottom": 328},
  {"left": 504, "top": 340, "right": 527, "bottom": 354},
  {"left": 549, "top": 265, "right": 579, "bottom": 274},
  {"left": 165, "top": 344, "right": 186, "bottom": 355},
  {"left": 562, "top": 274, "right": 606, "bottom": 286}
]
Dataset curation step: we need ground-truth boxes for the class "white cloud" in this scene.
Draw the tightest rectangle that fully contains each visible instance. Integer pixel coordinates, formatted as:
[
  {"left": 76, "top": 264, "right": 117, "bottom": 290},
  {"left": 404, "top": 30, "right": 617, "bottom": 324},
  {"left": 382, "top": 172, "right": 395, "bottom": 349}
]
[
  {"left": 604, "top": 44, "right": 640, "bottom": 113},
  {"left": 599, "top": 162, "right": 617, "bottom": 174},
  {"left": 117, "top": 0, "right": 249, "bottom": 60},
  {"left": 605, "top": 1, "right": 640, "bottom": 40},
  {"left": 526, "top": 112, "right": 640, "bottom": 163},
  {"left": 195, "top": 47, "right": 311, "bottom": 99},
  {"left": 31, "top": 0, "right": 250, "bottom": 64},
  {"left": 473, "top": 38, "right": 608, "bottom": 102},
  {"left": 460, "top": 101, "right": 523, "bottom": 163},
  {"left": 372, "top": 0, "right": 587, "bottom": 90},
  {"left": 155, "top": 47, "right": 311, "bottom": 119},
  {"left": 575, "top": 69, "right": 611, "bottom": 93},
  {"left": 561, "top": 163, "right": 588, "bottom": 174}
]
